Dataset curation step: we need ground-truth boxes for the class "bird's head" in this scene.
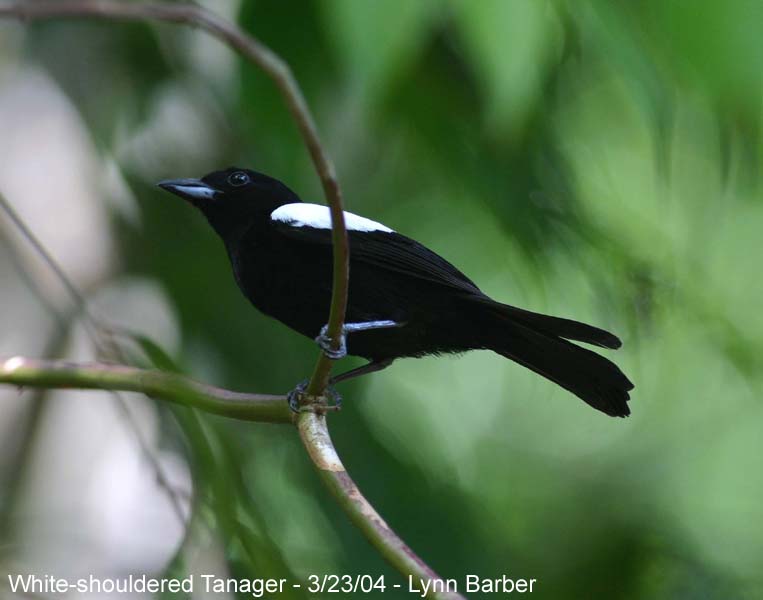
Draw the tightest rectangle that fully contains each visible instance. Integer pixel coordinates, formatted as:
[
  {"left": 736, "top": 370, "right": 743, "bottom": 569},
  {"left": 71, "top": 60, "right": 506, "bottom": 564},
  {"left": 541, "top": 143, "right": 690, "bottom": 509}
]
[{"left": 158, "top": 167, "right": 300, "bottom": 237}]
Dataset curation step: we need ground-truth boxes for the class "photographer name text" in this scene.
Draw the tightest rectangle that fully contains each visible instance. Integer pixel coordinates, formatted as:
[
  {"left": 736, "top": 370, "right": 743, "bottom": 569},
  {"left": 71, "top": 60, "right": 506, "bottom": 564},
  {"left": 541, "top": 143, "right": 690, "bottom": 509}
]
[{"left": 9, "top": 573, "right": 537, "bottom": 596}]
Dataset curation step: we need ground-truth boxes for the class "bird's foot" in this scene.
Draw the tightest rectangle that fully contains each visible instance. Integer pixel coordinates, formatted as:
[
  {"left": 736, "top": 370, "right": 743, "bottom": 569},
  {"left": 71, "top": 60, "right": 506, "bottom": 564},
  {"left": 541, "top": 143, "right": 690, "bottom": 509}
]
[
  {"left": 287, "top": 379, "right": 308, "bottom": 412},
  {"left": 287, "top": 378, "right": 342, "bottom": 413},
  {"left": 315, "top": 324, "right": 347, "bottom": 360}
]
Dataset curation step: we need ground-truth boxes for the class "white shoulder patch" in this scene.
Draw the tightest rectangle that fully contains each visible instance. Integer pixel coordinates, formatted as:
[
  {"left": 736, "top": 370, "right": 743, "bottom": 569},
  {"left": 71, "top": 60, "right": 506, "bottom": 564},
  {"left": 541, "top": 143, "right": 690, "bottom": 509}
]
[{"left": 270, "top": 203, "right": 393, "bottom": 233}]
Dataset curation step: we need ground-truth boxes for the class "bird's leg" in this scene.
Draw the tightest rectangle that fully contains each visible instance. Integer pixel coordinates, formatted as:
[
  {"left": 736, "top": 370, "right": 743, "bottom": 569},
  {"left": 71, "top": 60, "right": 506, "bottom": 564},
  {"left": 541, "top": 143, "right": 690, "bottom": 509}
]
[
  {"left": 330, "top": 358, "right": 395, "bottom": 384},
  {"left": 315, "top": 320, "right": 403, "bottom": 360},
  {"left": 287, "top": 378, "right": 343, "bottom": 413}
]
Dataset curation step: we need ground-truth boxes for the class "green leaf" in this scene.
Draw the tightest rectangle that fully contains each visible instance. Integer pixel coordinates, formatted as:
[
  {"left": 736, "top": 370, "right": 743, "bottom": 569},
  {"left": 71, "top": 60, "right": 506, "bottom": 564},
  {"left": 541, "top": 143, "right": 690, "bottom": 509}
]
[{"left": 124, "top": 330, "right": 184, "bottom": 374}]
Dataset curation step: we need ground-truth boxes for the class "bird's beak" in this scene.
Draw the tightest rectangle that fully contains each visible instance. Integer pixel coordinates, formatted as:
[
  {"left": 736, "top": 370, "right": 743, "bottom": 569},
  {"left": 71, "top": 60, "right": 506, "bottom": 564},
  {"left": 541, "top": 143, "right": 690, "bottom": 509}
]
[{"left": 157, "top": 178, "right": 218, "bottom": 204}]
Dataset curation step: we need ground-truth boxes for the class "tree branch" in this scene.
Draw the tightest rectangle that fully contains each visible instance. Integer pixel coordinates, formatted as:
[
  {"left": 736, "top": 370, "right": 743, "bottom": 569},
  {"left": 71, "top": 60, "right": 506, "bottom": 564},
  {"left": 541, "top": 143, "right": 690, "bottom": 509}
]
[
  {"left": 0, "top": 3, "right": 464, "bottom": 597},
  {"left": 0, "top": 356, "right": 465, "bottom": 599},
  {"left": 297, "top": 416, "right": 465, "bottom": 600},
  {"left": 0, "top": 356, "right": 292, "bottom": 423},
  {"left": 0, "top": 0, "right": 349, "bottom": 394}
]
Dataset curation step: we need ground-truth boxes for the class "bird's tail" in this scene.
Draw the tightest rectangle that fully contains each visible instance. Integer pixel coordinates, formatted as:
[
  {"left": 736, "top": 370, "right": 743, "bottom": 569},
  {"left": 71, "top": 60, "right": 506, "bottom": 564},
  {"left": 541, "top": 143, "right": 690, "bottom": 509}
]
[{"left": 476, "top": 301, "right": 634, "bottom": 417}]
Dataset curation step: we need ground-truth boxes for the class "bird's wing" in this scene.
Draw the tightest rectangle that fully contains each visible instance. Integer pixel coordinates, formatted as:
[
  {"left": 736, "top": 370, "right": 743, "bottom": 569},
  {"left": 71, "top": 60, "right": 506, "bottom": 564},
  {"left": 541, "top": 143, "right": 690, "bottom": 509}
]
[{"left": 269, "top": 204, "right": 483, "bottom": 295}]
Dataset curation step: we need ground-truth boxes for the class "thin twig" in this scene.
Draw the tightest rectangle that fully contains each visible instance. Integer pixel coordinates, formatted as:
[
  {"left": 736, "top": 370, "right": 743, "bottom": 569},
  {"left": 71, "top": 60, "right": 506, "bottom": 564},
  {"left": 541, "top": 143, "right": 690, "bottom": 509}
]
[
  {"left": 0, "top": 191, "right": 188, "bottom": 521},
  {"left": 0, "top": 355, "right": 465, "bottom": 599},
  {"left": 0, "top": 356, "right": 291, "bottom": 423},
  {"left": 0, "top": 192, "right": 101, "bottom": 344},
  {"left": 0, "top": 3, "right": 461, "bottom": 595},
  {"left": 0, "top": 0, "right": 349, "bottom": 395},
  {"left": 0, "top": 226, "right": 65, "bottom": 323}
]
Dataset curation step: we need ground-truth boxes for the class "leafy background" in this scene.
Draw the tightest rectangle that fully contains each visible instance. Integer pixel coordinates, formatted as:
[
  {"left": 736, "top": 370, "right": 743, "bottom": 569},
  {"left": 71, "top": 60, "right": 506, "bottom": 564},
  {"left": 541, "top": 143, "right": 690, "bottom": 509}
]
[{"left": 1, "top": 1, "right": 761, "bottom": 598}]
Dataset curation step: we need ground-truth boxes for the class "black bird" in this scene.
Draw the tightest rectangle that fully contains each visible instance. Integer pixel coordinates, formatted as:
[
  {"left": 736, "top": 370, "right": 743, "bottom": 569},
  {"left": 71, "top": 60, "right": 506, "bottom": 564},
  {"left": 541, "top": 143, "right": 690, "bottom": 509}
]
[{"left": 159, "top": 168, "right": 634, "bottom": 417}]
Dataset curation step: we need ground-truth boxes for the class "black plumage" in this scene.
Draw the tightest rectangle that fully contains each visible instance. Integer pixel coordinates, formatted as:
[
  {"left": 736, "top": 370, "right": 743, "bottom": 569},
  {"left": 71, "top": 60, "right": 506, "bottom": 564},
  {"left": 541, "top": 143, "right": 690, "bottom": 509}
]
[{"left": 159, "top": 167, "right": 634, "bottom": 417}]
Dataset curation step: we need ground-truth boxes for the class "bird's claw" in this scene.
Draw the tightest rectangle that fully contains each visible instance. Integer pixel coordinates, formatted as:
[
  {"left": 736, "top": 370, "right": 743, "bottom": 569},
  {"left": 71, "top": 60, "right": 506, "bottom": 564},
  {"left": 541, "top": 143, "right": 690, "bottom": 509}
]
[
  {"left": 287, "top": 379, "right": 309, "bottom": 412},
  {"left": 315, "top": 324, "right": 347, "bottom": 360},
  {"left": 287, "top": 378, "right": 342, "bottom": 413}
]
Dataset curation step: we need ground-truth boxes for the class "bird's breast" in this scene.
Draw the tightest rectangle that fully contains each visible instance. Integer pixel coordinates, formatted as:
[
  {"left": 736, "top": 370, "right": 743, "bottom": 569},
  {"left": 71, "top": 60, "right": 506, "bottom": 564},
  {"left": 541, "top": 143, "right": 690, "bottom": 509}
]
[{"left": 226, "top": 232, "right": 333, "bottom": 336}]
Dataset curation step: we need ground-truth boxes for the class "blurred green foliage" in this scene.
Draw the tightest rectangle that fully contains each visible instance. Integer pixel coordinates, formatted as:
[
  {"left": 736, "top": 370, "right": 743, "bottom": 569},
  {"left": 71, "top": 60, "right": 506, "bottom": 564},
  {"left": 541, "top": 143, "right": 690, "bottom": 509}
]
[{"left": 4, "top": 0, "right": 763, "bottom": 598}]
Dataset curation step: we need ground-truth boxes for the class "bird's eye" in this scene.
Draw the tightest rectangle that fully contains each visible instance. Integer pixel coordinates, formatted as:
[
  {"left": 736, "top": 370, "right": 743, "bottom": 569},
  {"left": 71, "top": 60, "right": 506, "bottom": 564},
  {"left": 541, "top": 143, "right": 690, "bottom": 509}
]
[{"left": 228, "top": 171, "right": 250, "bottom": 187}]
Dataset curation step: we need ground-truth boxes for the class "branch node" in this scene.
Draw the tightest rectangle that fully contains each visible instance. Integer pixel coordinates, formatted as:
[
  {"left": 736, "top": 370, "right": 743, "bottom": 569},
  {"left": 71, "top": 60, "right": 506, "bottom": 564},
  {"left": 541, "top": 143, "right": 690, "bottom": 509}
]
[{"left": 288, "top": 380, "right": 342, "bottom": 414}]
